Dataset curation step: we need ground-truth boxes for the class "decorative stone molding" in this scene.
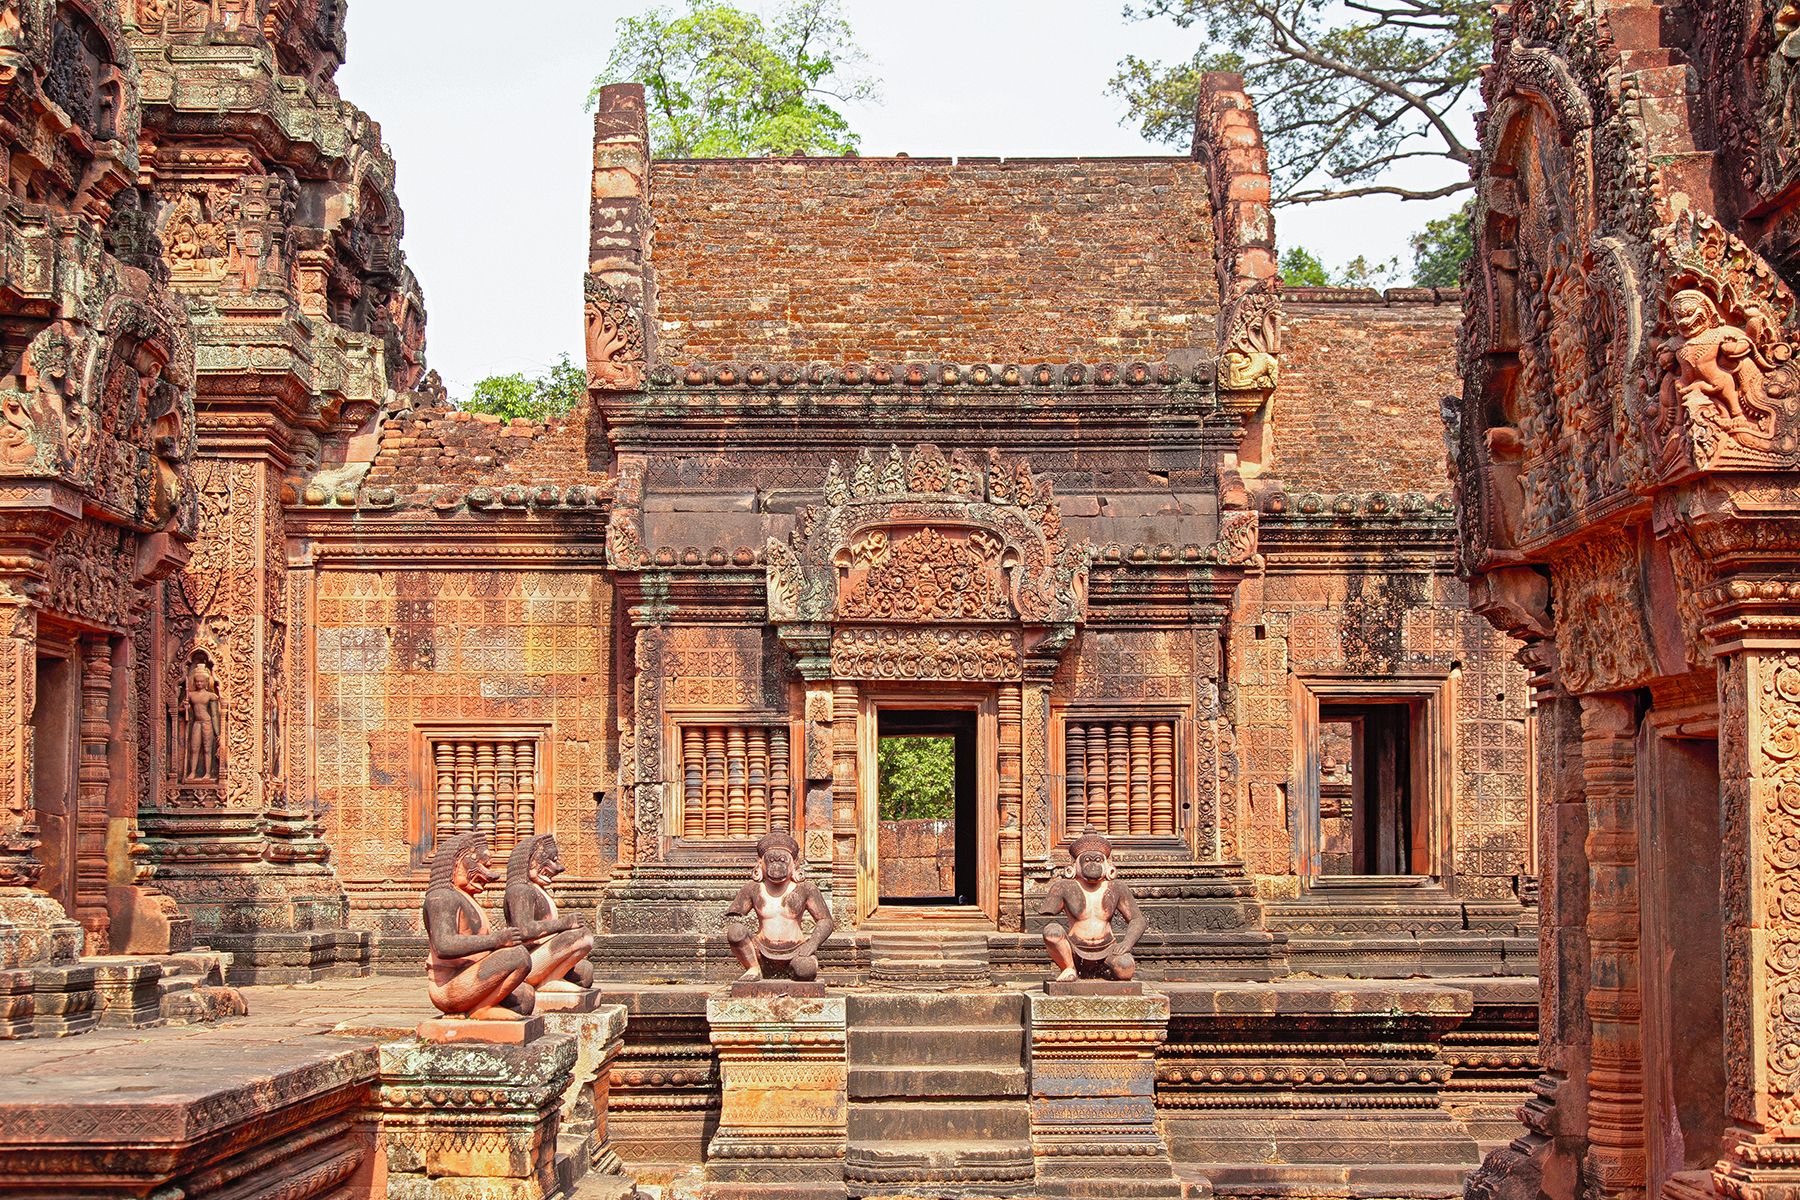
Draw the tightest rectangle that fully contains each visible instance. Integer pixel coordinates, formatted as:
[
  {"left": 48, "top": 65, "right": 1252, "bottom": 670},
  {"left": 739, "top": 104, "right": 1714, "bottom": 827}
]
[{"left": 767, "top": 445, "right": 1087, "bottom": 630}]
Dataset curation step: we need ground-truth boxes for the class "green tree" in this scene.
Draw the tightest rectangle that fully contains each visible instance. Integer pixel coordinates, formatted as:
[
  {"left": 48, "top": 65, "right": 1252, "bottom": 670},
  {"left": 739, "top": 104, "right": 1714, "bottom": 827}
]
[
  {"left": 460, "top": 354, "right": 586, "bottom": 422},
  {"left": 1409, "top": 197, "right": 1474, "bottom": 287},
  {"left": 1279, "top": 246, "right": 1330, "bottom": 286},
  {"left": 590, "top": 0, "right": 878, "bottom": 158},
  {"left": 1109, "top": 0, "right": 1487, "bottom": 204},
  {"left": 1281, "top": 245, "right": 1398, "bottom": 288},
  {"left": 877, "top": 736, "right": 955, "bottom": 821}
]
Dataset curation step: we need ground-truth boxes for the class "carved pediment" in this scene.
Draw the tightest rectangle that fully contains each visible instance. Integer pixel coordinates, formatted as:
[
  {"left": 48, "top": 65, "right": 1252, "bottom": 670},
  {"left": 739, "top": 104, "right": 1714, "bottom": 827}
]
[
  {"left": 835, "top": 526, "right": 1013, "bottom": 622},
  {"left": 767, "top": 444, "right": 1088, "bottom": 630},
  {"left": 1645, "top": 209, "right": 1800, "bottom": 474}
]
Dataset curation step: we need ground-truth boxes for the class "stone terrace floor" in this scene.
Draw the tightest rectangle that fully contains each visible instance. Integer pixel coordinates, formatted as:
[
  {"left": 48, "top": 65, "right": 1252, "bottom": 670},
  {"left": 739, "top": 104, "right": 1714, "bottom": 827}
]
[{"left": 4, "top": 978, "right": 424, "bottom": 1122}]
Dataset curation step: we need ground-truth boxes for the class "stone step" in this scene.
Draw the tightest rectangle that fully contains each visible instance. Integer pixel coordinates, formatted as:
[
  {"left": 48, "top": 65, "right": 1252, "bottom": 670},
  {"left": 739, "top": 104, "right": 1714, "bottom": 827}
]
[
  {"left": 843, "top": 1136, "right": 1035, "bottom": 1191},
  {"left": 848, "top": 1063, "right": 1027, "bottom": 1099},
  {"left": 848, "top": 1022, "right": 1023, "bottom": 1067},
  {"left": 848, "top": 990, "right": 1022, "bottom": 1027},
  {"left": 847, "top": 1098, "right": 1031, "bottom": 1143}
]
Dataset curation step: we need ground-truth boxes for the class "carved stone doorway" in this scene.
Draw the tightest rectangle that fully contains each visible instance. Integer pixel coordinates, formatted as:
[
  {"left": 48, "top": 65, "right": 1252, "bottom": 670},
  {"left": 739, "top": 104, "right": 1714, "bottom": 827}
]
[
  {"left": 30, "top": 644, "right": 79, "bottom": 925},
  {"left": 874, "top": 708, "right": 979, "bottom": 907},
  {"left": 856, "top": 690, "right": 998, "bottom": 926}
]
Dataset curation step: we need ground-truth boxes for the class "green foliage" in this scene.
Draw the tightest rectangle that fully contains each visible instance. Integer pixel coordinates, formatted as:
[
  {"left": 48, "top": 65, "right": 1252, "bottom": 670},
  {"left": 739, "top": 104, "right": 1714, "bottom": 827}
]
[
  {"left": 1110, "top": 0, "right": 1487, "bottom": 203},
  {"left": 1281, "top": 245, "right": 1398, "bottom": 288},
  {"left": 459, "top": 354, "right": 586, "bottom": 422},
  {"left": 1409, "top": 197, "right": 1474, "bottom": 288},
  {"left": 1279, "top": 246, "right": 1330, "bottom": 286},
  {"left": 590, "top": 0, "right": 878, "bottom": 158},
  {"left": 877, "top": 736, "right": 955, "bottom": 821}
]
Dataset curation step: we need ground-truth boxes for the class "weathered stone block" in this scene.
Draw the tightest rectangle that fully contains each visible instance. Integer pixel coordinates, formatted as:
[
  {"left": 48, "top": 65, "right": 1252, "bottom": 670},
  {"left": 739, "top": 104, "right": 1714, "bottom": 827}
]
[
  {"left": 375, "top": 1031, "right": 578, "bottom": 1198},
  {"left": 705, "top": 991, "right": 847, "bottom": 1197}
]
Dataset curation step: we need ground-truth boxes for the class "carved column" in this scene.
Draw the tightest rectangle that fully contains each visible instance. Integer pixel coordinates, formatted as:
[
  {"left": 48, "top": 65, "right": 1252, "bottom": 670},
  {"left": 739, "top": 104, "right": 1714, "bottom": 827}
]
[
  {"left": 1578, "top": 691, "right": 1645, "bottom": 1198},
  {"left": 1715, "top": 648, "right": 1800, "bottom": 1196},
  {"left": 73, "top": 636, "right": 112, "bottom": 948},
  {"left": 831, "top": 679, "right": 859, "bottom": 925},
  {"left": 998, "top": 680, "right": 1023, "bottom": 932},
  {"left": 0, "top": 590, "right": 38, "bottom": 895},
  {"left": 630, "top": 621, "right": 666, "bottom": 865},
  {"left": 1021, "top": 665, "right": 1055, "bottom": 888}
]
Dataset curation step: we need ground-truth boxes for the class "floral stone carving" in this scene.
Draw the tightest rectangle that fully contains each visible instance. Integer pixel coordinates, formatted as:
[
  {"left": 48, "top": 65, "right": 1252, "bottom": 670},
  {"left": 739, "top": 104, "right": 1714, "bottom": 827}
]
[{"left": 767, "top": 444, "right": 1088, "bottom": 631}]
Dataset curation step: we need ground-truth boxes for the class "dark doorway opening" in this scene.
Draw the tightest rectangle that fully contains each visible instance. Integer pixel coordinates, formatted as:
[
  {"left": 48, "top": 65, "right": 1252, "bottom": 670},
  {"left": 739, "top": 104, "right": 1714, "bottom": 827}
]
[
  {"left": 1317, "top": 699, "right": 1428, "bottom": 876},
  {"left": 876, "top": 710, "right": 977, "bottom": 905},
  {"left": 31, "top": 652, "right": 78, "bottom": 920}
]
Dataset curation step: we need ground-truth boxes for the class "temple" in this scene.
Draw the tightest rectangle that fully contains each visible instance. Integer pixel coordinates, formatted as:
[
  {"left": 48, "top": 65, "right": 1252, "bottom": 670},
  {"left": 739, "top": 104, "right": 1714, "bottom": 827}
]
[{"left": 1, "top": 0, "right": 1770, "bottom": 1198}]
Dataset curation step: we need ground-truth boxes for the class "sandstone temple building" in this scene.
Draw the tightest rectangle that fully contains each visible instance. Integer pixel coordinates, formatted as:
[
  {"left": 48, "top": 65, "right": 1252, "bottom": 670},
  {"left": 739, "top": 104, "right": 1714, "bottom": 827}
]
[{"left": 7, "top": 0, "right": 1758, "bottom": 1198}]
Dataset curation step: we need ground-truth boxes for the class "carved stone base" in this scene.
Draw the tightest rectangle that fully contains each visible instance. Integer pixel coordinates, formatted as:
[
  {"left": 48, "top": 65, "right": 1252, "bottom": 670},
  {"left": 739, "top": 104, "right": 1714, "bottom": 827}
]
[
  {"left": 417, "top": 1015, "right": 547, "bottom": 1044},
  {"left": 1027, "top": 990, "right": 1181, "bottom": 1199},
  {"left": 535, "top": 987, "right": 602, "bottom": 1014},
  {"left": 1046, "top": 977, "right": 1145, "bottom": 996},
  {"left": 704, "top": 992, "right": 848, "bottom": 1199},
  {"left": 0, "top": 887, "right": 84, "bottom": 968},
  {"left": 541, "top": 1003, "right": 629, "bottom": 1175},
  {"left": 1159, "top": 982, "right": 1480, "bottom": 1197},
  {"left": 205, "top": 927, "right": 371, "bottom": 984},
  {"left": 28, "top": 964, "right": 97, "bottom": 1036},
  {"left": 0, "top": 968, "right": 33, "bottom": 1037},
  {"left": 105, "top": 883, "right": 193, "bottom": 955},
  {"left": 88, "top": 958, "right": 166, "bottom": 1027},
  {"left": 375, "top": 1031, "right": 578, "bottom": 1199},
  {"left": 594, "top": 985, "right": 719, "bottom": 1174}
]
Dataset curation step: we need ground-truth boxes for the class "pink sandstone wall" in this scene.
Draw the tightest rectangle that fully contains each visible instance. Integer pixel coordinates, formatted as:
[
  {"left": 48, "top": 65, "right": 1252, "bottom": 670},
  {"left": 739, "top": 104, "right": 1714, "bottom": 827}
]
[
  {"left": 649, "top": 157, "right": 1221, "bottom": 363},
  {"left": 307, "top": 568, "right": 614, "bottom": 932}
]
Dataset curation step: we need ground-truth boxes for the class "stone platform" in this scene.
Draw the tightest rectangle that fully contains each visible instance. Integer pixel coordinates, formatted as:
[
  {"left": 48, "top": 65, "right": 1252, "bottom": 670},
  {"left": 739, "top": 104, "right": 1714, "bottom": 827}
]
[
  {"left": 0, "top": 972, "right": 1531, "bottom": 1200},
  {"left": 0, "top": 975, "right": 633, "bottom": 1200}
]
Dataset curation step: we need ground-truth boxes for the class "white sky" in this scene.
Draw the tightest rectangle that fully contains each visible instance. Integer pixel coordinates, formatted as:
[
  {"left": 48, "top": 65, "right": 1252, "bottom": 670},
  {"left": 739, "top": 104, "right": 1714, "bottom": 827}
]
[{"left": 338, "top": 1, "right": 1468, "bottom": 399}]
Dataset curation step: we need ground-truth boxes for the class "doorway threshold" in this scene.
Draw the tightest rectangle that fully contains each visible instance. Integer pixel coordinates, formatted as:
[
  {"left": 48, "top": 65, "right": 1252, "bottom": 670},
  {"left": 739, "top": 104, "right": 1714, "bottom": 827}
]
[{"left": 864, "top": 904, "right": 994, "bottom": 929}]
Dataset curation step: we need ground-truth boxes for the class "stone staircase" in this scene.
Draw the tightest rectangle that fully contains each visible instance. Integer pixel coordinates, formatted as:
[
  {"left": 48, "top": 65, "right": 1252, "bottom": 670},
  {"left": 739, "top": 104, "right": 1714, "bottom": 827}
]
[
  {"left": 866, "top": 907, "right": 992, "bottom": 989},
  {"left": 844, "top": 991, "right": 1034, "bottom": 1197}
]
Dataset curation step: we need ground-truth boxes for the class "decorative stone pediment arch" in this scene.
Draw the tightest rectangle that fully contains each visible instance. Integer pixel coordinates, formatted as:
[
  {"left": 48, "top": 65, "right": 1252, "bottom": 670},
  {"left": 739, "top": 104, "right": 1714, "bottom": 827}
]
[
  {"left": 1458, "top": 29, "right": 1657, "bottom": 568},
  {"left": 768, "top": 444, "right": 1087, "bottom": 636}
]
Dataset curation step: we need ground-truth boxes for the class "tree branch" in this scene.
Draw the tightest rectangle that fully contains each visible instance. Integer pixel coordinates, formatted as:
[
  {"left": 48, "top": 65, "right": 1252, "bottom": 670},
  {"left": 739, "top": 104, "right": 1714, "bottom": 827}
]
[
  {"left": 1276, "top": 177, "right": 1473, "bottom": 204},
  {"left": 1255, "top": 1, "right": 1476, "bottom": 164}
]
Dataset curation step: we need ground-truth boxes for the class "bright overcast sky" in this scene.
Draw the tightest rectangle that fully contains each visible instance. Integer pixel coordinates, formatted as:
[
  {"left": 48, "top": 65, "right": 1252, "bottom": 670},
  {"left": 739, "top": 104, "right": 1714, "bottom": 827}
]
[{"left": 338, "top": 1, "right": 1468, "bottom": 399}]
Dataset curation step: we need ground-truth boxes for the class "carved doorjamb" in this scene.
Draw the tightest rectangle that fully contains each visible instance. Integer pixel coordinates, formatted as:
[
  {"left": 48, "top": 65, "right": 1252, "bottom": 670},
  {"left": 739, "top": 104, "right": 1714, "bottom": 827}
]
[{"left": 855, "top": 687, "right": 1001, "bottom": 926}]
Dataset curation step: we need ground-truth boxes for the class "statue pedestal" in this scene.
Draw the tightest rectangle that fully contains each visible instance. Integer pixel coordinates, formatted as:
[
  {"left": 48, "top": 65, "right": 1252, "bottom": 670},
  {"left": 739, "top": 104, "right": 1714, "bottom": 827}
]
[
  {"left": 416, "top": 1015, "right": 546, "bottom": 1044},
  {"left": 1026, "top": 990, "right": 1181, "bottom": 1199},
  {"left": 535, "top": 987, "right": 602, "bottom": 1014},
  {"left": 376, "top": 1030, "right": 576, "bottom": 1199},
  {"left": 540, "top": 1000, "right": 631, "bottom": 1175},
  {"left": 704, "top": 991, "right": 848, "bottom": 1199}
]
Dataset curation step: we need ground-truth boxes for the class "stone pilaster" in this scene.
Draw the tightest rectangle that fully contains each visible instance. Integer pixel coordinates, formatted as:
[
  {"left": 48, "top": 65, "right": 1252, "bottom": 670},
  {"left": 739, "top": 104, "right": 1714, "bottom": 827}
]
[
  {"left": 705, "top": 992, "right": 848, "bottom": 1198},
  {"left": 1578, "top": 692, "right": 1645, "bottom": 1198},
  {"left": 830, "top": 680, "right": 858, "bottom": 927},
  {"left": 1026, "top": 989, "right": 1180, "bottom": 1198},
  {"left": 1715, "top": 647, "right": 1800, "bottom": 1198},
  {"left": 540, "top": 1002, "right": 630, "bottom": 1175}
]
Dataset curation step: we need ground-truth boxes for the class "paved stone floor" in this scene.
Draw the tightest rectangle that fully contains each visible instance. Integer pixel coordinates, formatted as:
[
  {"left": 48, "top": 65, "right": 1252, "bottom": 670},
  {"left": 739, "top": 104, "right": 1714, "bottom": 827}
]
[{"left": 2, "top": 976, "right": 427, "bottom": 1121}]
